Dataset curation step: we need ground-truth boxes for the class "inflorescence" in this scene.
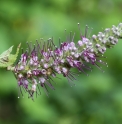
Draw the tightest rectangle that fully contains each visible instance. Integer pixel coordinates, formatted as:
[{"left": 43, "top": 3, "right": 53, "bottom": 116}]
[{"left": 12, "top": 23, "right": 122, "bottom": 100}]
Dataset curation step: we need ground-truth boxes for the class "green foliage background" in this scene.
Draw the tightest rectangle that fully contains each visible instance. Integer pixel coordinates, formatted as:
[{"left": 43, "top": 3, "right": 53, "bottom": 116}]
[{"left": 0, "top": 0, "right": 122, "bottom": 124}]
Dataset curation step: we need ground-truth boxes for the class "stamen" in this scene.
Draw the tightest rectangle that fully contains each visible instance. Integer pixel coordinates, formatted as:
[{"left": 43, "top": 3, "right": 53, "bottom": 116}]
[
  {"left": 45, "top": 81, "right": 55, "bottom": 90},
  {"left": 72, "top": 33, "right": 75, "bottom": 42},
  {"left": 88, "top": 28, "right": 93, "bottom": 39},
  {"left": 70, "top": 31, "right": 72, "bottom": 41},
  {"left": 26, "top": 41, "right": 31, "bottom": 53},
  {"left": 17, "top": 84, "right": 20, "bottom": 99},
  {"left": 78, "top": 23, "right": 82, "bottom": 38},
  {"left": 51, "top": 37, "right": 57, "bottom": 48},
  {"left": 85, "top": 25, "right": 88, "bottom": 37},
  {"left": 36, "top": 39, "right": 40, "bottom": 52},
  {"left": 79, "top": 67, "right": 89, "bottom": 76},
  {"left": 67, "top": 76, "right": 75, "bottom": 87},
  {"left": 58, "top": 37, "right": 61, "bottom": 46},
  {"left": 19, "top": 86, "right": 23, "bottom": 97},
  {"left": 69, "top": 71, "right": 80, "bottom": 77},
  {"left": 42, "top": 84, "right": 49, "bottom": 97}
]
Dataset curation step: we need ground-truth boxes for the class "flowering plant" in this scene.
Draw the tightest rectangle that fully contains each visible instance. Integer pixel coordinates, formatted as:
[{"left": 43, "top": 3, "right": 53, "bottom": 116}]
[{"left": 0, "top": 23, "right": 122, "bottom": 100}]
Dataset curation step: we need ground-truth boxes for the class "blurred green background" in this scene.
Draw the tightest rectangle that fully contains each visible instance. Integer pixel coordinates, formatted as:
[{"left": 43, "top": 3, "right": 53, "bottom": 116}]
[{"left": 0, "top": 0, "right": 122, "bottom": 124}]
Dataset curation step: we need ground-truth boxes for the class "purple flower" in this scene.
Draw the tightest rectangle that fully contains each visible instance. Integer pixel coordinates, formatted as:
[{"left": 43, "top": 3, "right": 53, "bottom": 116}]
[{"left": 12, "top": 23, "right": 122, "bottom": 99}]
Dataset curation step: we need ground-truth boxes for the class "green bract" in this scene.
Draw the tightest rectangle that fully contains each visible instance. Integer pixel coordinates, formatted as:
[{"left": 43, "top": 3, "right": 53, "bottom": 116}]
[{"left": 0, "top": 43, "right": 21, "bottom": 68}]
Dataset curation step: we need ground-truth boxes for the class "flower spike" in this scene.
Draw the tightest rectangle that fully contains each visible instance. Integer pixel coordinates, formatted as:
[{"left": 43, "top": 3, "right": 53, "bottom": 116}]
[{"left": 6, "top": 23, "right": 121, "bottom": 99}]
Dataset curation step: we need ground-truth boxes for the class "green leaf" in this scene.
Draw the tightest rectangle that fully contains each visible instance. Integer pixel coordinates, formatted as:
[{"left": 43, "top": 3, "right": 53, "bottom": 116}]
[{"left": 0, "top": 43, "right": 21, "bottom": 68}]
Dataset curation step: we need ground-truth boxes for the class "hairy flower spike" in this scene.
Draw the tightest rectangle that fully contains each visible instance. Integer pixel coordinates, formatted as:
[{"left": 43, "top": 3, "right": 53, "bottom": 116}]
[{"left": 9, "top": 23, "right": 122, "bottom": 99}]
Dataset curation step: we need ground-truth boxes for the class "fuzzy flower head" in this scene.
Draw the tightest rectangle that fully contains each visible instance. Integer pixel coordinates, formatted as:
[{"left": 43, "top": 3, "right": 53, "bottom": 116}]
[{"left": 11, "top": 23, "right": 122, "bottom": 100}]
